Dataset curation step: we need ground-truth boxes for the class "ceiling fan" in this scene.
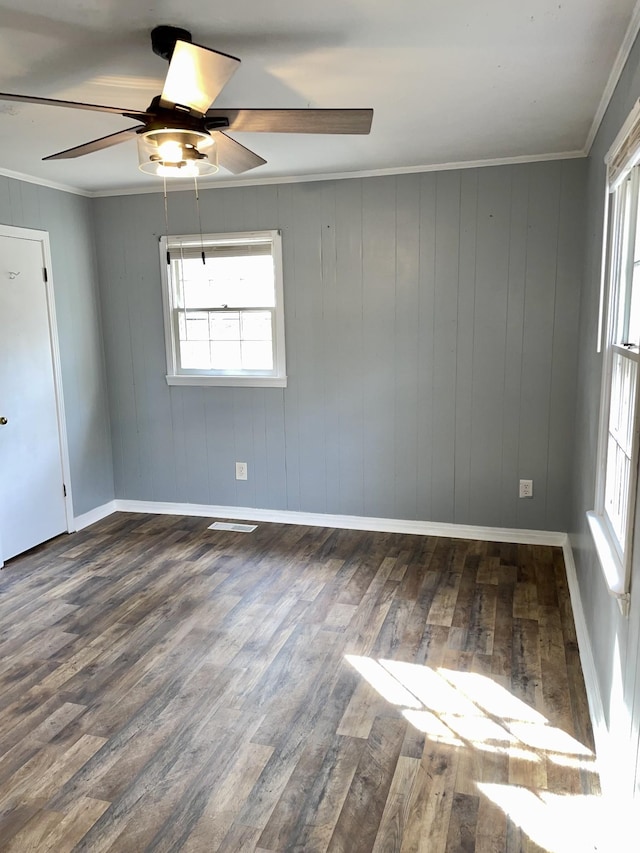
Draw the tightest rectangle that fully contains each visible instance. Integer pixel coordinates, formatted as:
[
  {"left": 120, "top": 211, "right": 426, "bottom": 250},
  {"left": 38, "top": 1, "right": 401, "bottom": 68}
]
[{"left": 0, "top": 25, "right": 374, "bottom": 178}]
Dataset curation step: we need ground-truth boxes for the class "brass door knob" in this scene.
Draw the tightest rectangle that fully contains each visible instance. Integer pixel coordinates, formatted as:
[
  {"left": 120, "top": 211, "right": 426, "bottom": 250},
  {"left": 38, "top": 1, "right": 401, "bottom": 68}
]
[{"left": 0, "top": 417, "right": 7, "bottom": 425}]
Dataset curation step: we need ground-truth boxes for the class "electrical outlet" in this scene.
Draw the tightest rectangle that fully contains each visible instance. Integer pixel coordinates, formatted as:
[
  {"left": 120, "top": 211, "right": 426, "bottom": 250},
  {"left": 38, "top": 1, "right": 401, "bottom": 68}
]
[
  {"left": 235, "top": 462, "right": 248, "bottom": 481},
  {"left": 519, "top": 479, "right": 533, "bottom": 498}
]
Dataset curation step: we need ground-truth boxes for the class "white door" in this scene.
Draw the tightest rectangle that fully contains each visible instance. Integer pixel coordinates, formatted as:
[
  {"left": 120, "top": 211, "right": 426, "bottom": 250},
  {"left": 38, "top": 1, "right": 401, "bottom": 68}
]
[{"left": 0, "top": 231, "right": 69, "bottom": 561}]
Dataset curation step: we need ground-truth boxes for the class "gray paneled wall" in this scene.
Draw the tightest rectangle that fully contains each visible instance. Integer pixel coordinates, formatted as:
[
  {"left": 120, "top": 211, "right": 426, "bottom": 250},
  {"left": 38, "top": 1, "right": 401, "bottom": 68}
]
[
  {"left": 94, "top": 160, "right": 585, "bottom": 530},
  {"left": 570, "top": 26, "right": 640, "bottom": 801},
  {"left": 0, "top": 177, "right": 114, "bottom": 516}
]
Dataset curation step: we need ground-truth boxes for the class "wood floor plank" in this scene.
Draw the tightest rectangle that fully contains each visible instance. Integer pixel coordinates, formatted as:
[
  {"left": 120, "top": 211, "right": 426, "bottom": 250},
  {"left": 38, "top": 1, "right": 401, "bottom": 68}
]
[
  {"left": 36, "top": 796, "right": 110, "bottom": 853},
  {"left": 371, "top": 755, "right": 421, "bottom": 853},
  {"left": 282, "top": 734, "right": 365, "bottom": 851},
  {"left": 328, "top": 716, "right": 406, "bottom": 852},
  {"left": 0, "top": 515, "right": 599, "bottom": 851},
  {"left": 445, "top": 792, "right": 480, "bottom": 852},
  {"left": 181, "top": 741, "right": 273, "bottom": 852},
  {"left": 399, "top": 742, "right": 460, "bottom": 853},
  {"left": 0, "top": 733, "right": 106, "bottom": 813},
  {"left": 475, "top": 795, "right": 508, "bottom": 852}
]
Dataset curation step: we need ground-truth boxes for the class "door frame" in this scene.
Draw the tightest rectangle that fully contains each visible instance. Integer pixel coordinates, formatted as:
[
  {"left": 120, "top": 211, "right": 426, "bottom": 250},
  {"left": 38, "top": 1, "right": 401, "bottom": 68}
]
[{"left": 0, "top": 224, "right": 74, "bottom": 566}]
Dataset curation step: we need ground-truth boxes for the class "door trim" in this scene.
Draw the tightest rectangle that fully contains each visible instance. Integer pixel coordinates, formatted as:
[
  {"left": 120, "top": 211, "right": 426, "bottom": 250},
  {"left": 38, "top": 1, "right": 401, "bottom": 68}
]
[{"left": 0, "top": 224, "right": 74, "bottom": 566}]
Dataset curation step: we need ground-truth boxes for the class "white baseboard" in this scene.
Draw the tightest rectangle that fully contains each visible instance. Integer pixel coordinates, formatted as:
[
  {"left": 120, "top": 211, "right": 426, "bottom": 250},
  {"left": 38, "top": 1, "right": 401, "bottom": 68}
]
[
  {"left": 110, "top": 499, "right": 566, "bottom": 546},
  {"left": 562, "top": 538, "right": 639, "bottom": 850},
  {"left": 73, "top": 500, "right": 117, "bottom": 531},
  {"left": 562, "top": 538, "right": 614, "bottom": 794}
]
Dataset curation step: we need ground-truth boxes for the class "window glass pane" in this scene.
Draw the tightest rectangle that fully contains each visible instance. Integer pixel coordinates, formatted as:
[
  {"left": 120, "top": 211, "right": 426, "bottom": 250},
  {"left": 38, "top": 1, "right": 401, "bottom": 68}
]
[
  {"left": 185, "top": 312, "right": 209, "bottom": 340},
  {"left": 209, "top": 312, "right": 240, "bottom": 342},
  {"left": 604, "top": 351, "right": 637, "bottom": 550},
  {"left": 615, "top": 179, "right": 634, "bottom": 344},
  {"left": 180, "top": 341, "right": 211, "bottom": 369},
  {"left": 605, "top": 435, "right": 631, "bottom": 549},
  {"left": 211, "top": 341, "right": 242, "bottom": 370},
  {"left": 241, "top": 341, "right": 273, "bottom": 370},
  {"left": 181, "top": 255, "right": 275, "bottom": 309},
  {"left": 164, "top": 230, "right": 284, "bottom": 382},
  {"left": 241, "top": 311, "right": 272, "bottom": 341}
]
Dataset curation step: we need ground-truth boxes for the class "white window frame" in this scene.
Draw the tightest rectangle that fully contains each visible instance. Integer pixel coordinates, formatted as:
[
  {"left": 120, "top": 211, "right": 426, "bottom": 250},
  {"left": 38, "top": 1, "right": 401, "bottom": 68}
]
[
  {"left": 589, "top": 103, "right": 640, "bottom": 616},
  {"left": 159, "top": 230, "right": 287, "bottom": 387}
]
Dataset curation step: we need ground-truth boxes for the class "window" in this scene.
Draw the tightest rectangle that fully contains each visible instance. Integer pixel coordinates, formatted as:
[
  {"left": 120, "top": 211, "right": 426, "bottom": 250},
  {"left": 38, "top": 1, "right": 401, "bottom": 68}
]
[
  {"left": 590, "top": 110, "right": 640, "bottom": 612},
  {"left": 159, "top": 230, "right": 286, "bottom": 387}
]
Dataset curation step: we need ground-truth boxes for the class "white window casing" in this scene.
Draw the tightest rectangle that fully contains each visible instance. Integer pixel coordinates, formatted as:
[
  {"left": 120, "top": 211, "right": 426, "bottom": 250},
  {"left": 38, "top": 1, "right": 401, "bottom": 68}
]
[
  {"left": 159, "top": 230, "right": 287, "bottom": 387},
  {"left": 591, "top": 114, "right": 640, "bottom": 615}
]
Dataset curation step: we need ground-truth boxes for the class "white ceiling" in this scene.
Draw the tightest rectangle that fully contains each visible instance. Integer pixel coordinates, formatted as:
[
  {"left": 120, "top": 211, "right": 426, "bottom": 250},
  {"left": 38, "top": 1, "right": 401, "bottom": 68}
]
[{"left": 0, "top": 0, "right": 638, "bottom": 195}]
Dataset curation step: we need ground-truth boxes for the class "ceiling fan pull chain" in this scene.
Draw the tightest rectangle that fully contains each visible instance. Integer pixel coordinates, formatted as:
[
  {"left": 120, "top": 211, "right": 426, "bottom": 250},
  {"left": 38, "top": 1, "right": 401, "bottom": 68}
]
[
  {"left": 163, "top": 176, "right": 171, "bottom": 264},
  {"left": 194, "top": 176, "right": 205, "bottom": 264}
]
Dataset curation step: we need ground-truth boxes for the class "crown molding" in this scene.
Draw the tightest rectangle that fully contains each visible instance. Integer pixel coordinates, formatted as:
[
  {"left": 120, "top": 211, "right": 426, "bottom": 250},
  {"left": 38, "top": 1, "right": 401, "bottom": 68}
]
[
  {"left": 88, "top": 150, "right": 586, "bottom": 198},
  {"left": 585, "top": 0, "right": 640, "bottom": 154},
  {"left": 0, "top": 165, "right": 91, "bottom": 197}
]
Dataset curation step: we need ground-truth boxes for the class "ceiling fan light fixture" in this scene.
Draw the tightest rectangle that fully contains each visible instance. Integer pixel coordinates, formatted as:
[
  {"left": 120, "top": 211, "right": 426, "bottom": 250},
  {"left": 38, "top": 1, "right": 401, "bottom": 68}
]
[{"left": 137, "top": 127, "right": 218, "bottom": 177}]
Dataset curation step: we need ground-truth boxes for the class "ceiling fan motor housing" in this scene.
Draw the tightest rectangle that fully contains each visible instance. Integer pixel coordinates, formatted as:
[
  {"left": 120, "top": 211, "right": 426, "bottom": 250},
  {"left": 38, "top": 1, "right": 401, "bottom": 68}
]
[{"left": 151, "top": 26, "right": 193, "bottom": 61}]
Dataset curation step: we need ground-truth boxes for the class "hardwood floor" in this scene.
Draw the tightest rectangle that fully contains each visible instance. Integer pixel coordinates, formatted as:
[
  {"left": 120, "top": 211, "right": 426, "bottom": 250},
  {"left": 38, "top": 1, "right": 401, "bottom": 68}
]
[{"left": 0, "top": 513, "right": 599, "bottom": 852}]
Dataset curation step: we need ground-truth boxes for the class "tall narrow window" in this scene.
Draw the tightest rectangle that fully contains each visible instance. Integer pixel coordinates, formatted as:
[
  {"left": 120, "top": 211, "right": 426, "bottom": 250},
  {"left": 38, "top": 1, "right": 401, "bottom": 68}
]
[
  {"left": 590, "top": 114, "right": 640, "bottom": 610},
  {"left": 160, "top": 230, "right": 286, "bottom": 387}
]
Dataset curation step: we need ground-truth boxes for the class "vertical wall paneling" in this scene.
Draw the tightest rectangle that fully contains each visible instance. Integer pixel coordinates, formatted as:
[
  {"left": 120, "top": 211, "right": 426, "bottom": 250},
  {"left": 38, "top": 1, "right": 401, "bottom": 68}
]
[
  {"left": 99, "top": 195, "right": 143, "bottom": 501},
  {"left": 362, "top": 176, "right": 397, "bottom": 518},
  {"left": 334, "top": 178, "right": 365, "bottom": 516},
  {"left": 180, "top": 389, "right": 211, "bottom": 505},
  {"left": 205, "top": 388, "right": 237, "bottom": 507},
  {"left": 415, "top": 173, "right": 437, "bottom": 521},
  {"left": 168, "top": 387, "right": 190, "bottom": 504},
  {"left": 546, "top": 160, "right": 584, "bottom": 528},
  {"left": 129, "top": 194, "right": 159, "bottom": 499},
  {"left": 293, "top": 183, "right": 327, "bottom": 513},
  {"left": 255, "top": 184, "right": 288, "bottom": 509},
  {"left": 394, "top": 175, "right": 421, "bottom": 521},
  {"left": 94, "top": 160, "right": 585, "bottom": 530},
  {"left": 469, "top": 167, "right": 512, "bottom": 526},
  {"left": 320, "top": 181, "right": 341, "bottom": 514},
  {"left": 501, "top": 166, "right": 529, "bottom": 528},
  {"left": 126, "top": 194, "right": 155, "bottom": 500},
  {"left": 0, "top": 177, "right": 114, "bottom": 517},
  {"left": 454, "top": 170, "right": 479, "bottom": 524},
  {"left": 517, "top": 161, "right": 561, "bottom": 529},
  {"left": 280, "top": 183, "right": 302, "bottom": 511},
  {"left": 249, "top": 388, "right": 269, "bottom": 510},
  {"left": 232, "top": 389, "right": 258, "bottom": 508},
  {"left": 431, "top": 170, "right": 461, "bottom": 522}
]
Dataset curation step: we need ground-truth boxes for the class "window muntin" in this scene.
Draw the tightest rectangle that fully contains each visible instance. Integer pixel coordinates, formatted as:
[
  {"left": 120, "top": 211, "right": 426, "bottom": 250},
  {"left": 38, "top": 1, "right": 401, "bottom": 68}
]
[
  {"left": 604, "top": 349, "right": 638, "bottom": 551},
  {"left": 160, "top": 231, "right": 286, "bottom": 387}
]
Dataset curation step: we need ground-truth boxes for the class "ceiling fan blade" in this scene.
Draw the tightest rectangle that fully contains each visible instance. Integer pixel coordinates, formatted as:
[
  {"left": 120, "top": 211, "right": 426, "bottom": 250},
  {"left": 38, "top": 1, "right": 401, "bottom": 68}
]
[
  {"left": 160, "top": 40, "right": 240, "bottom": 115},
  {"left": 43, "top": 127, "right": 141, "bottom": 160},
  {"left": 215, "top": 132, "right": 266, "bottom": 174},
  {"left": 0, "top": 91, "right": 148, "bottom": 118},
  {"left": 205, "top": 108, "right": 373, "bottom": 134}
]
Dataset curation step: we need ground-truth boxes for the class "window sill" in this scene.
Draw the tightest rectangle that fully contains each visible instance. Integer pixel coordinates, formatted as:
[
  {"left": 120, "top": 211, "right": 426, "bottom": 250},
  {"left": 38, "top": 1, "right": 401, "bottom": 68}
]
[
  {"left": 166, "top": 374, "right": 287, "bottom": 388},
  {"left": 586, "top": 511, "right": 630, "bottom": 616}
]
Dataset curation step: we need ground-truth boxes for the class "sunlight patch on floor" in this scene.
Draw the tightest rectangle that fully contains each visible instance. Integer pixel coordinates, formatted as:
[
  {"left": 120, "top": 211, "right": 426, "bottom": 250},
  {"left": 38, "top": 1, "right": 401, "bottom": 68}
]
[
  {"left": 477, "top": 783, "right": 601, "bottom": 853},
  {"left": 345, "top": 654, "right": 601, "bottom": 852}
]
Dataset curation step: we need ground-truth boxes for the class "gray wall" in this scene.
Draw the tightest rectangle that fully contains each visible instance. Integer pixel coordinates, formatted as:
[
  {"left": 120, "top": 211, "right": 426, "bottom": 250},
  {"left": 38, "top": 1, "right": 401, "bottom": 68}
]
[
  {"left": 94, "top": 160, "right": 585, "bottom": 531},
  {"left": 570, "top": 30, "right": 640, "bottom": 798},
  {"left": 0, "top": 177, "right": 114, "bottom": 516}
]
